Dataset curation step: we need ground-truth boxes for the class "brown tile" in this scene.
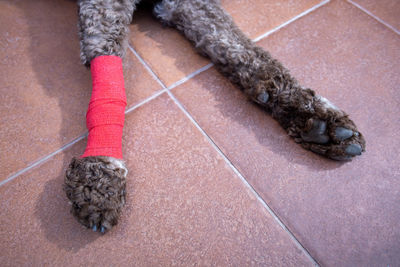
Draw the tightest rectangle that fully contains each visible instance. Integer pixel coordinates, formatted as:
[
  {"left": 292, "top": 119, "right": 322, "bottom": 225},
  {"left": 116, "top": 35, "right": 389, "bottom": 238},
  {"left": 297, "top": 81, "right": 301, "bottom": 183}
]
[
  {"left": 124, "top": 50, "right": 163, "bottom": 107},
  {"left": 0, "top": 94, "right": 312, "bottom": 266},
  {"left": 352, "top": 0, "right": 400, "bottom": 31},
  {"left": 130, "top": 0, "right": 325, "bottom": 87},
  {"left": 221, "top": 0, "right": 324, "bottom": 39},
  {"left": 0, "top": 0, "right": 161, "bottom": 181},
  {"left": 129, "top": 9, "right": 210, "bottom": 88},
  {"left": 173, "top": 1, "right": 400, "bottom": 265}
]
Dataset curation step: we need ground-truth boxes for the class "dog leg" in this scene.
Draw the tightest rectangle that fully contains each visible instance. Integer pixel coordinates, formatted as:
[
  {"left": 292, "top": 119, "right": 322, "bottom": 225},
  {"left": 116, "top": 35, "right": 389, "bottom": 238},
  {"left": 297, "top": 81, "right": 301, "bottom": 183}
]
[
  {"left": 64, "top": 0, "right": 139, "bottom": 233},
  {"left": 154, "top": 0, "right": 365, "bottom": 161},
  {"left": 78, "top": 0, "right": 139, "bottom": 66}
]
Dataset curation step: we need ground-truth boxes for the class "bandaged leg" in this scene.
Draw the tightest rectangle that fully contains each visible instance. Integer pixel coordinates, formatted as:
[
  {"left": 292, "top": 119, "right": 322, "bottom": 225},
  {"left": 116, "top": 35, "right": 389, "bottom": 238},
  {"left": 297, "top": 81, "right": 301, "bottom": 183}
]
[
  {"left": 64, "top": 55, "right": 127, "bottom": 233},
  {"left": 82, "top": 55, "right": 127, "bottom": 159}
]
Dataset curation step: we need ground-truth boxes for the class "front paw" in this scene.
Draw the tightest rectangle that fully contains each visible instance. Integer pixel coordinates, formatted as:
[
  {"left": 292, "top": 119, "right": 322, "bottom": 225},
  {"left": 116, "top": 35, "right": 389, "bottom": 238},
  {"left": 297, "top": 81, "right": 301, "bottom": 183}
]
[{"left": 64, "top": 156, "right": 127, "bottom": 233}]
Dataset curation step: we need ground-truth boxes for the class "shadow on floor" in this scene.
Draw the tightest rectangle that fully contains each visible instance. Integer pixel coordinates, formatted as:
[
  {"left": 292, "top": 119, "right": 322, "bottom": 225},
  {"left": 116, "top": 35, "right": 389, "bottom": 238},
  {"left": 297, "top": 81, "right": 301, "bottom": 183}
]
[{"left": 15, "top": 0, "right": 98, "bottom": 251}]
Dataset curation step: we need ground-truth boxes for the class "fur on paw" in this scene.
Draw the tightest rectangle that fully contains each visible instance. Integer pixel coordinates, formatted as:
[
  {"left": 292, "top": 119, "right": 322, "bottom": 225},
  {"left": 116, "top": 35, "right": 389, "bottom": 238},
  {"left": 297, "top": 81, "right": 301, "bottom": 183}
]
[
  {"left": 287, "top": 95, "right": 366, "bottom": 161},
  {"left": 64, "top": 156, "right": 127, "bottom": 233}
]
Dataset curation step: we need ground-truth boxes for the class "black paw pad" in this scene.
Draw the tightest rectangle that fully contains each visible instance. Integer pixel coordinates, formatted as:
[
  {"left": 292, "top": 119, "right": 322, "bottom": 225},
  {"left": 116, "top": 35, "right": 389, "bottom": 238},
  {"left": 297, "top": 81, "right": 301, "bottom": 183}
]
[
  {"left": 301, "top": 120, "right": 329, "bottom": 144},
  {"left": 345, "top": 144, "right": 362, "bottom": 156},
  {"left": 335, "top": 127, "right": 353, "bottom": 141}
]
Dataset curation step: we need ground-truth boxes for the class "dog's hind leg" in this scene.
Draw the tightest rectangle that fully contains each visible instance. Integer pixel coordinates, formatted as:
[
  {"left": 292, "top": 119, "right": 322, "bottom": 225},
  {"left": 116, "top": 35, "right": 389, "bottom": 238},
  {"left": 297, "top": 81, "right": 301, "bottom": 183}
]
[
  {"left": 64, "top": 0, "right": 140, "bottom": 233},
  {"left": 154, "top": 0, "right": 365, "bottom": 161}
]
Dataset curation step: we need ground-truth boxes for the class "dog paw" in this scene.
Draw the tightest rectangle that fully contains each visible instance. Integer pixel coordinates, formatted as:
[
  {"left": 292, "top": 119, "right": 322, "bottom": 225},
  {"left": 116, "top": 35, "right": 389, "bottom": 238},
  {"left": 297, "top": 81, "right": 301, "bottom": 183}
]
[
  {"left": 287, "top": 94, "right": 366, "bottom": 161},
  {"left": 297, "top": 116, "right": 365, "bottom": 161},
  {"left": 252, "top": 88, "right": 365, "bottom": 160},
  {"left": 64, "top": 156, "right": 127, "bottom": 233}
]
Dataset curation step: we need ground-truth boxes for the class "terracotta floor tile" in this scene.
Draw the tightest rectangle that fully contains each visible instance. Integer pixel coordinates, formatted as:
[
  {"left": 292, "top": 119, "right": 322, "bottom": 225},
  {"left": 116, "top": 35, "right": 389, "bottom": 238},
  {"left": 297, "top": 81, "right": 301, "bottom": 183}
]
[
  {"left": 129, "top": 9, "right": 210, "bottom": 88},
  {"left": 352, "top": 0, "right": 400, "bottom": 32},
  {"left": 0, "top": 94, "right": 312, "bottom": 266},
  {"left": 173, "top": 1, "right": 400, "bottom": 265},
  {"left": 0, "top": 0, "right": 161, "bottom": 181},
  {"left": 130, "top": 0, "right": 325, "bottom": 87},
  {"left": 221, "top": 0, "right": 324, "bottom": 39}
]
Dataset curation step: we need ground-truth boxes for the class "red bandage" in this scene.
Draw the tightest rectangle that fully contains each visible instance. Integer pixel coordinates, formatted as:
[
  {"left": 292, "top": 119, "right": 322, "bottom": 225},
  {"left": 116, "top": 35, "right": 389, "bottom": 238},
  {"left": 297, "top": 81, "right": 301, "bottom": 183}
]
[{"left": 81, "top": 55, "right": 127, "bottom": 159}]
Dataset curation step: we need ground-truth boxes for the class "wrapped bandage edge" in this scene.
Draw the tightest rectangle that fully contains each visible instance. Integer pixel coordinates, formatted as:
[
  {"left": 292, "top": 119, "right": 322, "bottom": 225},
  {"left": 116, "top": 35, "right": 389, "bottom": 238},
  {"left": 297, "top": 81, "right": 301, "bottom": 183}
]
[{"left": 81, "top": 55, "right": 127, "bottom": 159}]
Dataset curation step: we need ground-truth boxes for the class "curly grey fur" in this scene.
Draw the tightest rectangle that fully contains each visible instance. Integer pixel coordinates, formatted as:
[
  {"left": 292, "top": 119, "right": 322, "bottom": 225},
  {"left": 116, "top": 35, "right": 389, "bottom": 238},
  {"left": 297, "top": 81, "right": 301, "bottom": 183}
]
[
  {"left": 78, "top": 0, "right": 140, "bottom": 66},
  {"left": 154, "top": 0, "right": 365, "bottom": 159},
  {"left": 64, "top": 156, "right": 127, "bottom": 232}
]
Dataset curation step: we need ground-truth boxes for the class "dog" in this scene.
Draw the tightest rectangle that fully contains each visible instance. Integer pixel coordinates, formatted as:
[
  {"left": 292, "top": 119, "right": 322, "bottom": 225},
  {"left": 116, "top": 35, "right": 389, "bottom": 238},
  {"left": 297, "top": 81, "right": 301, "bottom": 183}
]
[{"left": 64, "top": 0, "right": 365, "bottom": 233}]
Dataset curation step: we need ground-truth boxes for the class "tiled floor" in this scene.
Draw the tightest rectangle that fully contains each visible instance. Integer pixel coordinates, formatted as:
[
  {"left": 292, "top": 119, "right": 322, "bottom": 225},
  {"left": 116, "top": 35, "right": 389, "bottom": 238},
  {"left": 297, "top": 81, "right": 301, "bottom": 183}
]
[{"left": 0, "top": 0, "right": 399, "bottom": 266}]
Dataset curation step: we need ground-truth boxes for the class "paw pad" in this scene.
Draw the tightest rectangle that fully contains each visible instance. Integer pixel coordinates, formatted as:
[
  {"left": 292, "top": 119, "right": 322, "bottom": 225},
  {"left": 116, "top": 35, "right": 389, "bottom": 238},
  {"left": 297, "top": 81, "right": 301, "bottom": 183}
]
[
  {"left": 345, "top": 144, "right": 362, "bottom": 156},
  {"left": 335, "top": 127, "right": 353, "bottom": 141},
  {"left": 301, "top": 119, "right": 329, "bottom": 144}
]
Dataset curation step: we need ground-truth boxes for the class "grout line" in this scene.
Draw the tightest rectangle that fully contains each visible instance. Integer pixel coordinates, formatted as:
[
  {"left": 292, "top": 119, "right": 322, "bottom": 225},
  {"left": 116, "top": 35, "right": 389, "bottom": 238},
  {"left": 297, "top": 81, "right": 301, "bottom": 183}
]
[
  {"left": 129, "top": 44, "right": 320, "bottom": 266},
  {"left": 347, "top": 0, "right": 400, "bottom": 35},
  {"left": 166, "top": 89, "right": 320, "bottom": 267},
  {"left": 128, "top": 45, "right": 166, "bottom": 89},
  {"left": 252, "top": 0, "right": 330, "bottom": 42},
  {"left": 125, "top": 88, "right": 167, "bottom": 113},
  {"left": 1, "top": 88, "right": 167, "bottom": 187},
  {"left": 167, "top": 63, "right": 214, "bottom": 90},
  {"left": 1, "top": 134, "right": 87, "bottom": 187},
  {"left": 128, "top": 45, "right": 168, "bottom": 91},
  {"left": 130, "top": 43, "right": 214, "bottom": 92}
]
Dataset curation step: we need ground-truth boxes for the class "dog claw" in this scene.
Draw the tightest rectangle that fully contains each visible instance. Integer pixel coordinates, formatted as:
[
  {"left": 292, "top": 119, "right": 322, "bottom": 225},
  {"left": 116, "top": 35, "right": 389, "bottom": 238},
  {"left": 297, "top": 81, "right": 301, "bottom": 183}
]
[
  {"left": 257, "top": 92, "right": 269, "bottom": 103},
  {"left": 345, "top": 144, "right": 362, "bottom": 156},
  {"left": 92, "top": 225, "right": 97, "bottom": 232},
  {"left": 335, "top": 127, "right": 353, "bottom": 141}
]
